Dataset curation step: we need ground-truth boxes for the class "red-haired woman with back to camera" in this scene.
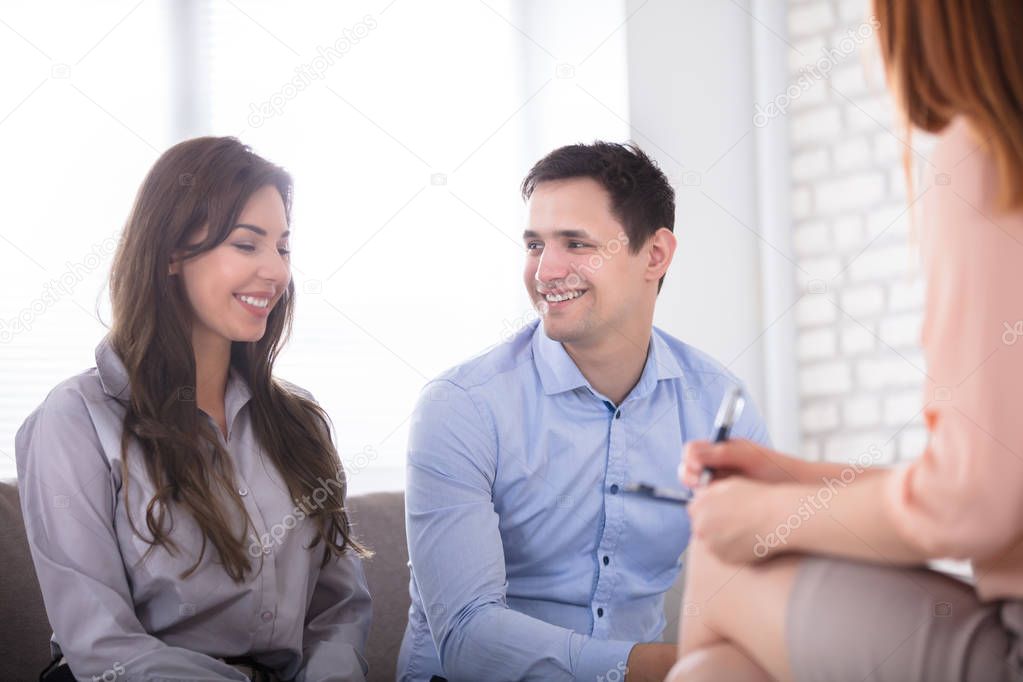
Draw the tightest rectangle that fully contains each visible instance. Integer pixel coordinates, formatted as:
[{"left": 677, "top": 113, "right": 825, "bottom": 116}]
[
  {"left": 668, "top": 2, "right": 1023, "bottom": 680},
  {"left": 16, "top": 137, "right": 372, "bottom": 681}
]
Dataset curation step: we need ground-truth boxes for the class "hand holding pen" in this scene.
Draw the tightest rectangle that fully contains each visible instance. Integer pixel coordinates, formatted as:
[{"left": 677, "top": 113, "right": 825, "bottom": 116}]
[
  {"left": 698, "top": 385, "right": 745, "bottom": 487},
  {"left": 624, "top": 386, "right": 744, "bottom": 506}
]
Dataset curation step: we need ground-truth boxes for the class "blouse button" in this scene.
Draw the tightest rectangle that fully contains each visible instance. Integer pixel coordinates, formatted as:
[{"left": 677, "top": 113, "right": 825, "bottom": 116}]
[
  {"left": 238, "top": 487, "right": 248, "bottom": 496},
  {"left": 261, "top": 610, "right": 273, "bottom": 622},
  {"left": 262, "top": 545, "right": 272, "bottom": 556}
]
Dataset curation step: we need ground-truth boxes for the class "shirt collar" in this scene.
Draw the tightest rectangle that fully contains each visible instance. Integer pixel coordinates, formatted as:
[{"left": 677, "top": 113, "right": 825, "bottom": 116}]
[
  {"left": 96, "top": 336, "right": 131, "bottom": 400},
  {"left": 531, "top": 322, "right": 685, "bottom": 400},
  {"left": 96, "top": 336, "right": 253, "bottom": 431},
  {"left": 532, "top": 323, "right": 589, "bottom": 396}
]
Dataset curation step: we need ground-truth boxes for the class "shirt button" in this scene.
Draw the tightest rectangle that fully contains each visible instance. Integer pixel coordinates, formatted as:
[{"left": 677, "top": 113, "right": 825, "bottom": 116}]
[
  {"left": 238, "top": 487, "right": 248, "bottom": 496},
  {"left": 262, "top": 545, "right": 272, "bottom": 555},
  {"left": 261, "top": 610, "right": 273, "bottom": 622},
  {"left": 603, "top": 555, "right": 610, "bottom": 566},
  {"left": 597, "top": 607, "right": 604, "bottom": 617},
  {"left": 615, "top": 410, "right": 622, "bottom": 419},
  {"left": 609, "top": 484, "right": 619, "bottom": 495}
]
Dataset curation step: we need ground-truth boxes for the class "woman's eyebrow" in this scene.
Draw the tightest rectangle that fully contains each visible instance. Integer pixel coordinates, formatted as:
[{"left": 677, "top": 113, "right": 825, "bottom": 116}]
[{"left": 234, "top": 223, "right": 290, "bottom": 239}]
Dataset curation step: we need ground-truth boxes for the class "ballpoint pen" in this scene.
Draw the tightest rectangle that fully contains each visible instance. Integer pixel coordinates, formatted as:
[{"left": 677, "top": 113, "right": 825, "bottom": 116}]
[
  {"left": 623, "top": 385, "right": 745, "bottom": 505},
  {"left": 699, "top": 385, "right": 745, "bottom": 486}
]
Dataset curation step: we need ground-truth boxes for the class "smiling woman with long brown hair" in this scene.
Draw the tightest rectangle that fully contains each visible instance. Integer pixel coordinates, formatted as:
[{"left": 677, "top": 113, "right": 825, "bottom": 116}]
[{"left": 16, "top": 137, "right": 371, "bottom": 681}]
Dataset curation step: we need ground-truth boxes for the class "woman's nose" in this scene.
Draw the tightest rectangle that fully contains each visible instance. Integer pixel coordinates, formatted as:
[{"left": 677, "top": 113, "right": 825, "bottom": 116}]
[{"left": 259, "top": 248, "right": 290, "bottom": 285}]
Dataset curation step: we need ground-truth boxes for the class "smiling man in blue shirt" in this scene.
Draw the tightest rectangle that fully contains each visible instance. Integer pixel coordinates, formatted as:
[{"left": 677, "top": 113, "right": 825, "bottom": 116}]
[{"left": 398, "top": 142, "right": 770, "bottom": 682}]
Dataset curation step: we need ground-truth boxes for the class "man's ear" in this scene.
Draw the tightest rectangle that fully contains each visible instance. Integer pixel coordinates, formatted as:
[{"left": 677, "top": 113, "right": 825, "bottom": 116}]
[{"left": 645, "top": 227, "right": 676, "bottom": 284}]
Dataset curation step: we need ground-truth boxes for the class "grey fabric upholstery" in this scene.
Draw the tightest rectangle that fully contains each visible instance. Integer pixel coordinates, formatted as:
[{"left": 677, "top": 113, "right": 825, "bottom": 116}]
[
  {"left": 346, "top": 491, "right": 410, "bottom": 682},
  {"left": 0, "top": 479, "right": 53, "bottom": 681},
  {"left": 0, "top": 480, "right": 409, "bottom": 682}
]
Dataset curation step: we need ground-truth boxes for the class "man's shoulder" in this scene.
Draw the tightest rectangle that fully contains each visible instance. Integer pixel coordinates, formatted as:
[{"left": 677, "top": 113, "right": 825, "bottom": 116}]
[
  {"left": 654, "top": 327, "right": 769, "bottom": 441},
  {"left": 428, "top": 320, "right": 539, "bottom": 395},
  {"left": 653, "top": 326, "right": 744, "bottom": 391}
]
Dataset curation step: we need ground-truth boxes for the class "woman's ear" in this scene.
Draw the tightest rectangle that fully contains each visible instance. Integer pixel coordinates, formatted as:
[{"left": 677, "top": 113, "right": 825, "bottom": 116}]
[{"left": 168, "top": 250, "right": 182, "bottom": 275}]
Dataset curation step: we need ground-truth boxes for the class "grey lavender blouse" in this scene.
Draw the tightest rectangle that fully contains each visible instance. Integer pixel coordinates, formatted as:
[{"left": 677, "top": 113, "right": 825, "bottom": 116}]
[{"left": 15, "top": 337, "right": 371, "bottom": 681}]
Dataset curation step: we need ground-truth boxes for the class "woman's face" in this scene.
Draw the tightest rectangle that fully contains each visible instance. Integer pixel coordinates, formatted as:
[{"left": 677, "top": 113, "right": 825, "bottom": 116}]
[{"left": 174, "top": 184, "right": 292, "bottom": 347}]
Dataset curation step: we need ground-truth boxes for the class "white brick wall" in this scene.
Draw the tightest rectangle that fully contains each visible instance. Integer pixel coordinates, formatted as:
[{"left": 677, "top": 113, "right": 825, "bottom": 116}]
[{"left": 786, "top": 0, "right": 929, "bottom": 465}]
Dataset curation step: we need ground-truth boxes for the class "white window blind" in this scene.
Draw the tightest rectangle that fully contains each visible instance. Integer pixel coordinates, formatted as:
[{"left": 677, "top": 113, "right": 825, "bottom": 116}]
[{"left": 1, "top": 0, "right": 630, "bottom": 492}]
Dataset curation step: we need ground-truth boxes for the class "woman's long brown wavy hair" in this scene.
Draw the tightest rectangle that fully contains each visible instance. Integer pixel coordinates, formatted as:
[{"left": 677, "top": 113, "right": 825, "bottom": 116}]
[
  {"left": 108, "top": 136, "right": 368, "bottom": 582},
  {"left": 872, "top": 0, "right": 1023, "bottom": 210}
]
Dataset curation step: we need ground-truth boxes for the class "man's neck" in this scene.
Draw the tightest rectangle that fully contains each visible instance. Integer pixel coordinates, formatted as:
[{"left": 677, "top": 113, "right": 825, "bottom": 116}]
[{"left": 563, "top": 326, "right": 652, "bottom": 406}]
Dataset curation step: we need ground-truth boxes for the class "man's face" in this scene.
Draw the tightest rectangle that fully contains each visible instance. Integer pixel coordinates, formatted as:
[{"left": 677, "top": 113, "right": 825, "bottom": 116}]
[{"left": 523, "top": 177, "right": 648, "bottom": 347}]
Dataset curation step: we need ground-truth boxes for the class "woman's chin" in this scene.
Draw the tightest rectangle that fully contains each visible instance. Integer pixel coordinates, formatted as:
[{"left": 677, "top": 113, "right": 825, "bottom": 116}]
[{"left": 224, "top": 324, "right": 268, "bottom": 344}]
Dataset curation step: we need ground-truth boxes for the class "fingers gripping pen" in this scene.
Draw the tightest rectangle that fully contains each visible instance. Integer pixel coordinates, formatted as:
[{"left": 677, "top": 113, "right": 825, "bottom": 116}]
[{"left": 698, "top": 385, "right": 745, "bottom": 487}]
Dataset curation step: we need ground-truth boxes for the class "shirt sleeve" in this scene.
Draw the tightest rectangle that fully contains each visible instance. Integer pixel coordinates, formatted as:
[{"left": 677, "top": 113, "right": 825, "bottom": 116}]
[
  {"left": 730, "top": 382, "right": 772, "bottom": 448},
  {"left": 291, "top": 388, "right": 372, "bottom": 682},
  {"left": 405, "top": 381, "right": 635, "bottom": 682},
  {"left": 296, "top": 549, "right": 372, "bottom": 682},
  {"left": 883, "top": 120, "right": 1023, "bottom": 561},
  {"left": 15, "top": 385, "right": 249, "bottom": 681}
]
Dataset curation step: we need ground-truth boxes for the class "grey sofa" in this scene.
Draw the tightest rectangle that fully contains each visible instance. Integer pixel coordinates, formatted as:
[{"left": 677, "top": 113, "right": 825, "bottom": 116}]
[
  {"left": 0, "top": 481, "right": 410, "bottom": 682},
  {"left": 1, "top": 480, "right": 685, "bottom": 681}
]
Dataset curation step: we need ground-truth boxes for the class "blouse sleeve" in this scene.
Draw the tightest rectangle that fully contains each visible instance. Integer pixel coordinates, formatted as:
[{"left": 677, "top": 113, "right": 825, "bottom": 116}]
[{"left": 16, "top": 384, "right": 248, "bottom": 680}]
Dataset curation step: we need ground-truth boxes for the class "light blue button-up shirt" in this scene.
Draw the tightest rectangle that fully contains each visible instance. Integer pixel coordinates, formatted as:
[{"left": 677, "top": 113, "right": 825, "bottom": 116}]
[{"left": 398, "top": 320, "right": 770, "bottom": 681}]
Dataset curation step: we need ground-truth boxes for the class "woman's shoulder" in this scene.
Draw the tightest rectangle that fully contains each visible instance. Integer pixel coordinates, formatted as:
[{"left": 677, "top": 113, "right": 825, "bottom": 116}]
[
  {"left": 29, "top": 368, "right": 113, "bottom": 422},
  {"left": 15, "top": 368, "right": 121, "bottom": 477},
  {"left": 273, "top": 377, "right": 316, "bottom": 404},
  {"left": 924, "top": 117, "right": 1023, "bottom": 252},
  {"left": 929, "top": 117, "right": 1019, "bottom": 217}
]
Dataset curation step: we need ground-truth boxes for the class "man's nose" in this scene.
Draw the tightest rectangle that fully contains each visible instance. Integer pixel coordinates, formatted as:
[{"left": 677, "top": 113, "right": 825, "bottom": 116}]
[{"left": 535, "top": 245, "right": 571, "bottom": 284}]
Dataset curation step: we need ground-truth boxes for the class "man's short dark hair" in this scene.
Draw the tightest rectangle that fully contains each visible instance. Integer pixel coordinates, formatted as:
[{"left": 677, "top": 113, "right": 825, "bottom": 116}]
[{"left": 520, "top": 140, "right": 676, "bottom": 254}]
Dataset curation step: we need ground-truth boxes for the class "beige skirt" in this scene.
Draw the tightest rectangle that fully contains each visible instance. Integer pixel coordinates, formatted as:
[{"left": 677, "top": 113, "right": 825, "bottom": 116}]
[{"left": 787, "top": 556, "right": 1023, "bottom": 681}]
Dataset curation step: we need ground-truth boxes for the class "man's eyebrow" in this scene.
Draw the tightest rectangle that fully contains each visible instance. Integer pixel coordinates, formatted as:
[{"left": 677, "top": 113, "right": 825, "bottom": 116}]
[
  {"left": 522, "top": 229, "right": 593, "bottom": 240},
  {"left": 234, "top": 224, "right": 291, "bottom": 239}
]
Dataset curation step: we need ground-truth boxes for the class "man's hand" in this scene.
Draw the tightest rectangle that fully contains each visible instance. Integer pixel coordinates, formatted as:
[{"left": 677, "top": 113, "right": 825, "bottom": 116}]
[{"left": 625, "top": 642, "right": 677, "bottom": 682}]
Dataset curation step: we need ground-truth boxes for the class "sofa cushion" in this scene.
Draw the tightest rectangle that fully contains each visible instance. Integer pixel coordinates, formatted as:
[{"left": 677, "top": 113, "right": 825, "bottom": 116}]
[
  {"left": 0, "top": 480, "right": 409, "bottom": 682},
  {"left": 347, "top": 491, "right": 410, "bottom": 682},
  {"left": 0, "top": 479, "right": 55, "bottom": 681}
]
